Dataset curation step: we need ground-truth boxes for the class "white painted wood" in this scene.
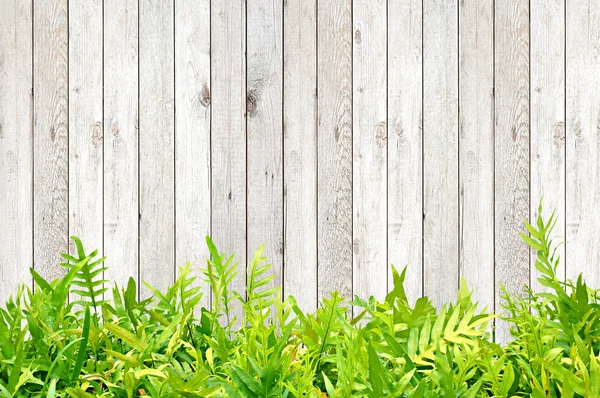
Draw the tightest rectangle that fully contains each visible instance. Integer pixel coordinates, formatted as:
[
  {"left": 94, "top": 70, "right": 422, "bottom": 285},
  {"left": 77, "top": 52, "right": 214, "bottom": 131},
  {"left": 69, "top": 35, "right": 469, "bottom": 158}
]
[
  {"left": 211, "top": 0, "right": 247, "bottom": 318},
  {"left": 33, "top": 0, "right": 69, "bottom": 282},
  {"left": 139, "top": 0, "right": 175, "bottom": 296},
  {"left": 494, "top": 0, "right": 530, "bottom": 343},
  {"left": 283, "top": 0, "right": 317, "bottom": 311},
  {"left": 69, "top": 0, "right": 103, "bottom": 271},
  {"left": 3, "top": 0, "right": 600, "bottom": 319},
  {"left": 353, "top": 0, "right": 387, "bottom": 302},
  {"left": 530, "top": 0, "right": 565, "bottom": 291},
  {"left": 566, "top": 1, "right": 600, "bottom": 286},
  {"left": 104, "top": 0, "right": 139, "bottom": 289},
  {"left": 175, "top": 0, "right": 211, "bottom": 309},
  {"left": 246, "top": 0, "right": 283, "bottom": 302},
  {"left": 423, "top": 0, "right": 459, "bottom": 307},
  {"left": 0, "top": 0, "right": 33, "bottom": 303},
  {"left": 387, "top": 0, "right": 423, "bottom": 303},
  {"left": 317, "top": 0, "right": 353, "bottom": 300},
  {"left": 458, "top": 0, "right": 494, "bottom": 311}
]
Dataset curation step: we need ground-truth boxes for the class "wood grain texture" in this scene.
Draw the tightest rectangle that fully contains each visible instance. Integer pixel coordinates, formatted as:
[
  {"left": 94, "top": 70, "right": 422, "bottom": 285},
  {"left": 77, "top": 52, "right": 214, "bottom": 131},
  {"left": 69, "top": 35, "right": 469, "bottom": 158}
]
[
  {"left": 69, "top": 0, "right": 103, "bottom": 264},
  {"left": 423, "top": 0, "right": 459, "bottom": 307},
  {"left": 283, "top": 0, "right": 318, "bottom": 311},
  {"left": 566, "top": 0, "right": 600, "bottom": 286},
  {"left": 139, "top": 0, "right": 175, "bottom": 295},
  {"left": 246, "top": 0, "right": 283, "bottom": 301},
  {"left": 175, "top": 0, "right": 211, "bottom": 309},
  {"left": 211, "top": 0, "right": 247, "bottom": 315},
  {"left": 104, "top": 0, "right": 139, "bottom": 288},
  {"left": 530, "top": 0, "right": 565, "bottom": 290},
  {"left": 494, "top": 0, "right": 530, "bottom": 343},
  {"left": 317, "top": 0, "right": 353, "bottom": 300},
  {"left": 353, "top": 0, "right": 387, "bottom": 302},
  {"left": 458, "top": 0, "right": 494, "bottom": 311},
  {"left": 33, "top": 0, "right": 69, "bottom": 282},
  {"left": 4, "top": 0, "right": 600, "bottom": 319},
  {"left": 387, "top": 0, "right": 423, "bottom": 302},
  {"left": 0, "top": 0, "right": 33, "bottom": 302}
]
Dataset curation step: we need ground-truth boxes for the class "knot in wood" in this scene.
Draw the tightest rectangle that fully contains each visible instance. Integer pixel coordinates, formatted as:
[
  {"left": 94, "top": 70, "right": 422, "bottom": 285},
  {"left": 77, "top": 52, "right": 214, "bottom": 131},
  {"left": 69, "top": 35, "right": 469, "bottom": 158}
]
[
  {"left": 553, "top": 121, "right": 565, "bottom": 149},
  {"left": 354, "top": 29, "right": 362, "bottom": 44},
  {"left": 353, "top": 238, "right": 360, "bottom": 254},
  {"left": 92, "top": 122, "right": 103, "bottom": 147},
  {"left": 200, "top": 82, "right": 211, "bottom": 107},
  {"left": 375, "top": 121, "right": 387, "bottom": 147},
  {"left": 246, "top": 91, "right": 258, "bottom": 114},
  {"left": 334, "top": 125, "right": 340, "bottom": 142}
]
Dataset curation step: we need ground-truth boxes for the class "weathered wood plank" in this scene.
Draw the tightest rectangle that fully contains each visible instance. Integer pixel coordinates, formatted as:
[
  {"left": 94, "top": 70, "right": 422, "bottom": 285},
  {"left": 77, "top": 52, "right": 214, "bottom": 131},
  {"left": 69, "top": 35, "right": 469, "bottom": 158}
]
[
  {"left": 139, "top": 0, "right": 175, "bottom": 295},
  {"left": 69, "top": 0, "right": 103, "bottom": 268},
  {"left": 566, "top": 1, "right": 600, "bottom": 286},
  {"left": 0, "top": 0, "right": 33, "bottom": 302},
  {"left": 33, "top": 0, "right": 69, "bottom": 282},
  {"left": 3, "top": 0, "right": 596, "bottom": 318},
  {"left": 104, "top": 0, "right": 139, "bottom": 289},
  {"left": 387, "top": 0, "right": 423, "bottom": 302},
  {"left": 283, "top": 0, "right": 317, "bottom": 311},
  {"left": 423, "top": 0, "right": 459, "bottom": 307},
  {"left": 317, "top": 0, "right": 353, "bottom": 300},
  {"left": 247, "top": 0, "right": 283, "bottom": 301},
  {"left": 353, "top": 0, "right": 387, "bottom": 302},
  {"left": 530, "top": 0, "right": 565, "bottom": 290},
  {"left": 458, "top": 0, "right": 494, "bottom": 310},
  {"left": 494, "top": 0, "right": 530, "bottom": 343},
  {"left": 175, "top": 0, "right": 211, "bottom": 308},
  {"left": 211, "top": 0, "right": 247, "bottom": 316}
]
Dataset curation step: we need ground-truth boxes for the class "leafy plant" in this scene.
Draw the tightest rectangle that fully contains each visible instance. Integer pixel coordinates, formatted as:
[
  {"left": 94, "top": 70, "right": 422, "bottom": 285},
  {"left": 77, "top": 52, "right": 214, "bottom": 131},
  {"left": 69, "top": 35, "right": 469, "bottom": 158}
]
[{"left": 1, "top": 205, "right": 600, "bottom": 396}]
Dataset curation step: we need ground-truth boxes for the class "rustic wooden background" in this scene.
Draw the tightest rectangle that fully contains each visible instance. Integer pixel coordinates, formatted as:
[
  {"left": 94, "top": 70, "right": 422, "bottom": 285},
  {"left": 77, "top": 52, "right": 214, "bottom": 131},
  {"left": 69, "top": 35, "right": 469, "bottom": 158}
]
[{"left": 1, "top": 0, "right": 598, "bottom": 341}]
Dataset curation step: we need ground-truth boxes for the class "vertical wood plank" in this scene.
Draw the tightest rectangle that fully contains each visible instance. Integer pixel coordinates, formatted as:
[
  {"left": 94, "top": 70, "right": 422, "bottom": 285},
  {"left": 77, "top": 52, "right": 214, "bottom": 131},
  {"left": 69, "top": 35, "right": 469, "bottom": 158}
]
[
  {"left": 33, "top": 0, "right": 69, "bottom": 281},
  {"left": 139, "top": 0, "right": 175, "bottom": 294},
  {"left": 283, "top": 0, "right": 317, "bottom": 311},
  {"left": 317, "top": 0, "right": 353, "bottom": 300},
  {"left": 530, "top": 0, "right": 565, "bottom": 290},
  {"left": 175, "top": 0, "right": 211, "bottom": 308},
  {"left": 353, "top": 0, "right": 387, "bottom": 301},
  {"left": 423, "top": 0, "right": 459, "bottom": 307},
  {"left": 104, "top": 0, "right": 139, "bottom": 288},
  {"left": 247, "top": 0, "right": 283, "bottom": 300},
  {"left": 69, "top": 0, "right": 103, "bottom": 262},
  {"left": 211, "top": 0, "right": 247, "bottom": 313},
  {"left": 566, "top": 1, "right": 600, "bottom": 286},
  {"left": 0, "top": 0, "right": 33, "bottom": 302},
  {"left": 458, "top": 0, "right": 494, "bottom": 310},
  {"left": 494, "top": 0, "right": 530, "bottom": 343},
  {"left": 387, "top": 0, "right": 423, "bottom": 302}
]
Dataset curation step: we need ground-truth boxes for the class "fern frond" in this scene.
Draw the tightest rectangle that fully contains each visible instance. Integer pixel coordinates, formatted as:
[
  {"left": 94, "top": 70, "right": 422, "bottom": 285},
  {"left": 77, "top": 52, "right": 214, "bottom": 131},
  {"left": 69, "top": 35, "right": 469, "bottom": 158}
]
[
  {"left": 104, "top": 322, "right": 147, "bottom": 353},
  {"left": 202, "top": 236, "right": 239, "bottom": 328},
  {"left": 408, "top": 302, "right": 494, "bottom": 367},
  {"left": 244, "top": 245, "right": 278, "bottom": 319},
  {"left": 60, "top": 236, "right": 108, "bottom": 314},
  {"left": 307, "top": 291, "right": 348, "bottom": 375},
  {"left": 177, "top": 263, "right": 203, "bottom": 315}
]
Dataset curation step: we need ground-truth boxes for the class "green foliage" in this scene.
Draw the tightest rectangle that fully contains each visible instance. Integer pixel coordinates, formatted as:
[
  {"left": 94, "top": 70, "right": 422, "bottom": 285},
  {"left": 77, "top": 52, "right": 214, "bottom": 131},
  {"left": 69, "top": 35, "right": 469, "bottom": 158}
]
[
  {"left": 60, "top": 237, "right": 109, "bottom": 314},
  {"left": 2, "top": 203, "right": 600, "bottom": 396}
]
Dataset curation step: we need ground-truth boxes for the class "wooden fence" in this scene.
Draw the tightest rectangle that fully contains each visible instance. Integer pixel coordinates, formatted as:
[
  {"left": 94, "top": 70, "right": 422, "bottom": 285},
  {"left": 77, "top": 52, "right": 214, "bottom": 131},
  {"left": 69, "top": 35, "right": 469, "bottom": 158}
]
[{"left": 1, "top": 0, "right": 598, "bottom": 341}]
